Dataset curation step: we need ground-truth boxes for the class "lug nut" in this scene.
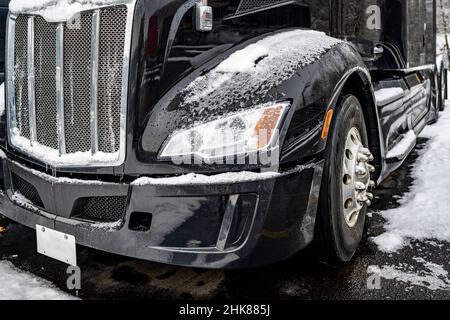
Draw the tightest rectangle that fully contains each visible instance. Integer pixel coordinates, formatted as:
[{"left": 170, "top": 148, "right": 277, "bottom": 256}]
[
  {"left": 365, "top": 200, "right": 372, "bottom": 206},
  {"left": 368, "top": 165, "right": 376, "bottom": 173},
  {"left": 355, "top": 182, "right": 366, "bottom": 191},
  {"left": 369, "top": 180, "right": 375, "bottom": 188},
  {"left": 360, "top": 147, "right": 371, "bottom": 156},
  {"left": 356, "top": 165, "right": 367, "bottom": 176},
  {"left": 357, "top": 195, "right": 368, "bottom": 203},
  {"left": 358, "top": 153, "right": 369, "bottom": 162},
  {"left": 360, "top": 147, "right": 374, "bottom": 162},
  {"left": 366, "top": 192, "right": 374, "bottom": 200}
]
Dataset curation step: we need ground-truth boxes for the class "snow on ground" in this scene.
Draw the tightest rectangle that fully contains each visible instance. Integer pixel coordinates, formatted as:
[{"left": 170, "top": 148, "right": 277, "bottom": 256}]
[
  {"left": 368, "top": 257, "right": 450, "bottom": 291},
  {"left": 372, "top": 101, "right": 450, "bottom": 252},
  {"left": 0, "top": 261, "right": 76, "bottom": 300}
]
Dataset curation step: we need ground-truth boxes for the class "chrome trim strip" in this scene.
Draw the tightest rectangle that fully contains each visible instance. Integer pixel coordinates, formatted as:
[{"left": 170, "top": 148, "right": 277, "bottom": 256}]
[
  {"left": 90, "top": 10, "right": 100, "bottom": 154},
  {"left": 216, "top": 195, "right": 239, "bottom": 251},
  {"left": 27, "top": 16, "right": 37, "bottom": 143},
  {"left": 55, "top": 23, "right": 66, "bottom": 155},
  {"left": 6, "top": 15, "right": 17, "bottom": 138},
  {"left": 117, "top": 1, "right": 136, "bottom": 167}
]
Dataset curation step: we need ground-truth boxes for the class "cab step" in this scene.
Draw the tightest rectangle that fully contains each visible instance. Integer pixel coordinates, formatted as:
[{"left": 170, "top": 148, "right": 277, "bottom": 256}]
[{"left": 386, "top": 130, "right": 417, "bottom": 162}]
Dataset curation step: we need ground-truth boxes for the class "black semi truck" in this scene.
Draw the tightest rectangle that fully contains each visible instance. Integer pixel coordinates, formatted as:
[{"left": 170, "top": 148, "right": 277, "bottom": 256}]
[{"left": 0, "top": 0, "right": 447, "bottom": 268}]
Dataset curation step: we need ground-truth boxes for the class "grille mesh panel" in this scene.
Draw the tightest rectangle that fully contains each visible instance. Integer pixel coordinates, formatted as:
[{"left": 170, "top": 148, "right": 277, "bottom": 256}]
[
  {"left": 98, "top": 6, "right": 127, "bottom": 153},
  {"left": 73, "top": 196, "right": 127, "bottom": 223},
  {"left": 34, "top": 16, "right": 58, "bottom": 149},
  {"left": 63, "top": 13, "right": 93, "bottom": 154},
  {"left": 236, "top": 0, "right": 289, "bottom": 15},
  {"left": 8, "top": 4, "right": 129, "bottom": 165},
  {"left": 14, "top": 16, "right": 30, "bottom": 139},
  {"left": 12, "top": 174, "right": 45, "bottom": 208}
]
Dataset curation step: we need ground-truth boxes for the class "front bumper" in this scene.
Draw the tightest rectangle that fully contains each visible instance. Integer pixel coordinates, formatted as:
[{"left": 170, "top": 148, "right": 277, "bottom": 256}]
[{"left": 0, "top": 155, "right": 323, "bottom": 269}]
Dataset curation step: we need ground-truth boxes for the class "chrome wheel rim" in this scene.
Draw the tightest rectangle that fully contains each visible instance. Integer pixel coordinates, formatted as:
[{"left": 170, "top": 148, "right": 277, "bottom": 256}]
[{"left": 341, "top": 127, "right": 375, "bottom": 228}]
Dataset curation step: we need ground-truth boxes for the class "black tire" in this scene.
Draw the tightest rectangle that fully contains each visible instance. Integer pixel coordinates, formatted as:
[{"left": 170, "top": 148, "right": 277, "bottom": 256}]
[
  {"left": 445, "top": 68, "right": 448, "bottom": 101},
  {"left": 439, "top": 61, "right": 447, "bottom": 111},
  {"left": 314, "top": 95, "right": 368, "bottom": 263},
  {"left": 429, "top": 65, "right": 440, "bottom": 124}
]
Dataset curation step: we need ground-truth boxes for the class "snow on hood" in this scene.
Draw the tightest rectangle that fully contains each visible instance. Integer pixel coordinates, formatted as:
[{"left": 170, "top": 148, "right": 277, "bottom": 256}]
[
  {"left": 9, "top": 0, "right": 130, "bottom": 21},
  {"left": 179, "top": 29, "right": 342, "bottom": 120}
]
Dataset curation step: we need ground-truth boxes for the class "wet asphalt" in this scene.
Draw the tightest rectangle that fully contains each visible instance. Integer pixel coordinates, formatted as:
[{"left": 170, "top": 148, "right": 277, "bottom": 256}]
[{"left": 0, "top": 137, "right": 449, "bottom": 300}]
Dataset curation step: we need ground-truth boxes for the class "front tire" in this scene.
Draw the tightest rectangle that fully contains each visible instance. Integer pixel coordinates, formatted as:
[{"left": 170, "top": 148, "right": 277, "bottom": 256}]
[{"left": 314, "top": 95, "right": 374, "bottom": 263}]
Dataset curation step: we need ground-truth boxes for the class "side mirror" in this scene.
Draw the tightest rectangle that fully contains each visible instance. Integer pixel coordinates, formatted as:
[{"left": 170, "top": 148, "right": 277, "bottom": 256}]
[{"left": 195, "top": 2, "right": 213, "bottom": 32}]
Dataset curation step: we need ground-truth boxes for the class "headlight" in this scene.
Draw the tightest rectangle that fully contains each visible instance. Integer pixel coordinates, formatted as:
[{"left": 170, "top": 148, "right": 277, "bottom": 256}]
[{"left": 159, "top": 102, "right": 290, "bottom": 163}]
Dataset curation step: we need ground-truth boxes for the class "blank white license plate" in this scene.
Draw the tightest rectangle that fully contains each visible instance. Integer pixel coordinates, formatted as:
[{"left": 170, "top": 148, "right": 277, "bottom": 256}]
[{"left": 36, "top": 225, "right": 77, "bottom": 266}]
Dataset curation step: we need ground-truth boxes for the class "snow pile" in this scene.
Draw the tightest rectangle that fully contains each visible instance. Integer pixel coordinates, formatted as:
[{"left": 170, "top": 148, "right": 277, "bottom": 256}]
[
  {"left": 374, "top": 87, "right": 404, "bottom": 106},
  {"left": 368, "top": 257, "right": 450, "bottom": 291},
  {"left": 386, "top": 130, "right": 417, "bottom": 160},
  {"left": 0, "top": 261, "right": 77, "bottom": 300},
  {"left": 180, "top": 30, "right": 341, "bottom": 116},
  {"left": 132, "top": 164, "right": 313, "bottom": 186},
  {"left": 9, "top": 0, "right": 128, "bottom": 21},
  {"left": 373, "top": 102, "right": 450, "bottom": 252},
  {"left": 132, "top": 171, "right": 281, "bottom": 187},
  {"left": 13, "top": 161, "right": 114, "bottom": 185},
  {"left": 0, "top": 83, "right": 4, "bottom": 117},
  {"left": 10, "top": 192, "right": 46, "bottom": 213}
]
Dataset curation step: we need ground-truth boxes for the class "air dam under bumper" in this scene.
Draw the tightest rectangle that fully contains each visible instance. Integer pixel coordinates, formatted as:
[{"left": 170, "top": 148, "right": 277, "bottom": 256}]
[{"left": 0, "top": 156, "right": 323, "bottom": 269}]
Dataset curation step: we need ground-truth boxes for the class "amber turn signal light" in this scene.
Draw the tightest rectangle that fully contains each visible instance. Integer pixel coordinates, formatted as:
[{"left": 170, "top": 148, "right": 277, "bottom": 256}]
[{"left": 321, "top": 108, "right": 334, "bottom": 140}]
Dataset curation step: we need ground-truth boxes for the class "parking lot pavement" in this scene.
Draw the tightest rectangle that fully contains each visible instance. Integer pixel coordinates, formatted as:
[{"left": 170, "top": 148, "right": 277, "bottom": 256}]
[{"left": 0, "top": 138, "right": 449, "bottom": 300}]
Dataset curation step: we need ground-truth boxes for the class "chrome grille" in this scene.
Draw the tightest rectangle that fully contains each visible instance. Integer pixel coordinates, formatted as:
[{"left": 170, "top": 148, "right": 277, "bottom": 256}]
[
  {"left": 35, "top": 16, "right": 58, "bottom": 149},
  {"left": 7, "top": 3, "right": 133, "bottom": 167},
  {"left": 236, "top": 0, "right": 290, "bottom": 15},
  {"left": 12, "top": 173, "right": 45, "bottom": 209},
  {"left": 63, "top": 12, "right": 92, "bottom": 154},
  {"left": 98, "top": 7, "right": 127, "bottom": 153},
  {"left": 72, "top": 196, "right": 127, "bottom": 223}
]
